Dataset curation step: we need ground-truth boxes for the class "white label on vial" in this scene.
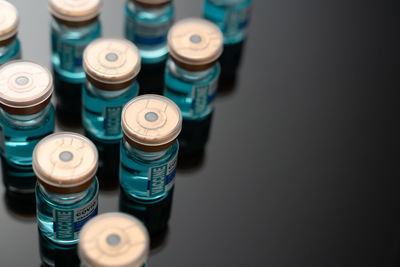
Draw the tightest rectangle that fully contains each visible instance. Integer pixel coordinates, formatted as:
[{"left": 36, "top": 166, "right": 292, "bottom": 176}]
[
  {"left": 103, "top": 106, "right": 123, "bottom": 136},
  {"left": 58, "top": 40, "right": 87, "bottom": 71},
  {"left": 53, "top": 190, "right": 98, "bottom": 241},
  {"left": 191, "top": 75, "right": 219, "bottom": 116},
  {"left": 0, "top": 123, "right": 5, "bottom": 156},
  {"left": 147, "top": 152, "right": 177, "bottom": 197},
  {"left": 225, "top": 5, "right": 251, "bottom": 35},
  {"left": 127, "top": 18, "right": 172, "bottom": 46}
]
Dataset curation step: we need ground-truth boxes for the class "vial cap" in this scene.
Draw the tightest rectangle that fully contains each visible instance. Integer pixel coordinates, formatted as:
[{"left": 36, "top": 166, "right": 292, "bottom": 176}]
[
  {"left": 48, "top": 0, "right": 102, "bottom": 22},
  {"left": 83, "top": 38, "right": 141, "bottom": 90},
  {"left": 122, "top": 94, "right": 182, "bottom": 152},
  {"left": 0, "top": 60, "right": 53, "bottom": 115},
  {"left": 0, "top": 0, "right": 19, "bottom": 42},
  {"left": 79, "top": 212, "right": 149, "bottom": 267},
  {"left": 32, "top": 132, "right": 98, "bottom": 194},
  {"left": 168, "top": 18, "right": 223, "bottom": 70}
]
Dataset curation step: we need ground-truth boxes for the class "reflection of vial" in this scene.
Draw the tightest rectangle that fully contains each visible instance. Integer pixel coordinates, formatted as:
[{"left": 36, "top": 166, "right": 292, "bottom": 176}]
[
  {"left": 125, "top": 0, "right": 174, "bottom": 63},
  {"left": 79, "top": 212, "right": 149, "bottom": 267},
  {"left": 34, "top": 132, "right": 99, "bottom": 245},
  {"left": 0, "top": 0, "right": 21, "bottom": 65},
  {"left": 48, "top": 0, "right": 102, "bottom": 81},
  {"left": 83, "top": 38, "right": 140, "bottom": 142},
  {"left": 120, "top": 95, "right": 182, "bottom": 201},
  {"left": 164, "top": 18, "right": 223, "bottom": 120},
  {"left": 0, "top": 61, "right": 54, "bottom": 170},
  {"left": 204, "top": 0, "right": 252, "bottom": 44}
]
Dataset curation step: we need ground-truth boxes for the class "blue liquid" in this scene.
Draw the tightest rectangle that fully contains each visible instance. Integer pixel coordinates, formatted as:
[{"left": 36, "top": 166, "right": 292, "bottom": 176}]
[
  {"left": 36, "top": 178, "right": 99, "bottom": 245},
  {"left": 125, "top": 0, "right": 173, "bottom": 63},
  {"left": 51, "top": 18, "right": 101, "bottom": 81},
  {"left": 204, "top": 0, "right": 252, "bottom": 44},
  {"left": 82, "top": 81, "right": 139, "bottom": 142},
  {"left": 0, "top": 38, "right": 21, "bottom": 65},
  {"left": 0, "top": 104, "right": 54, "bottom": 168},
  {"left": 164, "top": 59, "right": 220, "bottom": 120},
  {"left": 120, "top": 140, "right": 178, "bottom": 201}
]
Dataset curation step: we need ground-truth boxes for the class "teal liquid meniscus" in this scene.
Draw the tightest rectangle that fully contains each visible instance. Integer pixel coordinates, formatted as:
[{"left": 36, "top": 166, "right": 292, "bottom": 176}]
[
  {"left": 125, "top": 0, "right": 174, "bottom": 63},
  {"left": 120, "top": 95, "right": 182, "bottom": 201},
  {"left": 204, "top": 0, "right": 252, "bottom": 44},
  {"left": 33, "top": 132, "right": 99, "bottom": 245},
  {"left": 82, "top": 38, "right": 141, "bottom": 143}
]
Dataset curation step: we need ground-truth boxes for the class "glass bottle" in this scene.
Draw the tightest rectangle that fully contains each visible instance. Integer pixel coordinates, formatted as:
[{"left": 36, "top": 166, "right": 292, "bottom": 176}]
[
  {"left": 79, "top": 212, "right": 149, "bottom": 267},
  {"left": 0, "top": 0, "right": 21, "bottom": 65},
  {"left": 125, "top": 0, "right": 174, "bottom": 63},
  {"left": 48, "top": 0, "right": 102, "bottom": 81},
  {"left": 0, "top": 61, "right": 54, "bottom": 193},
  {"left": 204, "top": 0, "right": 252, "bottom": 44},
  {"left": 33, "top": 132, "right": 99, "bottom": 245},
  {"left": 82, "top": 38, "right": 140, "bottom": 143},
  {"left": 120, "top": 94, "right": 182, "bottom": 201},
  {"left": 164, "top": 18, "right": 223, "bottom": 120}
]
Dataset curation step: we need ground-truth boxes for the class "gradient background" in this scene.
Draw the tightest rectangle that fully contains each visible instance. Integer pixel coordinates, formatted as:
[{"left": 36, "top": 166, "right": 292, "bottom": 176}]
[{"left": 0, "top": 0, "right": 398, "bottom": 266}]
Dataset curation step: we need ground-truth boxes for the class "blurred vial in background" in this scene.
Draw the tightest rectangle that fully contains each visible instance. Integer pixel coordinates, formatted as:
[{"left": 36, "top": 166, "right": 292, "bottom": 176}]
[
  {"left": 38, "top": 229, "right": 80, "bottom": 267},
  {"left": 120, "top": 186, "right": 174, "bottom": 238},
  {"left": 34, "top": 132, "right": 99, "bottom": 245},
  {"left": 0, "top": 0, "right": 21, "bottom": 65},
  {"left": 120, "top": 95, "right": 182, "bottom": 201},
  {"left": 82, "top": 38, "right": 140, "bottom": 143},
  {"left": 48, "top": 0, "right": 102, "bottom": 121},
  {"left": 79, "top": 212, "right": 149, "bottom": 267},
  {"left": 164, "top": 18, "right": 223, "bottom": 121},
  {"left": 125, "top": 0, "right": 174, "bottom": 63},
  {"left": 203, "top": 0, "right": 252, "bottom": 44},
  {"left": 0, "top": 61, "right": 54, "bottom": 193}
]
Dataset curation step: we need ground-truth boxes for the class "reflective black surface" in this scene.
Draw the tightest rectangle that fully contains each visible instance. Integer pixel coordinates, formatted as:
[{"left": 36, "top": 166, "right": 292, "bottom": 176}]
[{"left": 1, "top": 0, "right": 398, "bottom": 266}]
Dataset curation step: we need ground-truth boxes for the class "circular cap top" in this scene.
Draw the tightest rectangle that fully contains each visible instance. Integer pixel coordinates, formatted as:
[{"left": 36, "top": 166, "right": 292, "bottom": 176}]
[
  {"left": 0, "top": 60, "right": 53, "bottom": 114},
  {"left": 79, "top": 212, "right": 149, "bottom": 267},
  {"left": 0, "top": 0, "right": 19, "bottom": 41},
  {"left": 122, "top": 94, "right": 182, "bottom": 150},
  {"left": 168, "top": 18, "right": 223, "bottom": 68},
  {"left": 48, "top": 0, "right": 102, "bottom": 22},
  {"left": 32, "top": 132, "right": 98, "bottom": 194},
  {"left": 83, "top": 38, "right": 141, "bottom": 87}
]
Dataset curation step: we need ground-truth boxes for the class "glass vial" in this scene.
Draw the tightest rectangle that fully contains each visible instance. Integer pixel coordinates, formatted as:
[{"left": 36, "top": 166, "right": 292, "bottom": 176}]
[
  {"left": 203, "top": 0, "right": 252, "bottom": 44},
  {"left": 79, "top": 212, "right": 149, "bottom": 267},
  {"left": 33, "top": 132, "right": 99, "bottom": 245},
  {"left": 82, "top": 38, "right": 141, "bottom": 142},
  {"left": 125, "top": 0, "right": 174, "bottom": 63},
  {"left": 0, "top": 60, "right": 54, "bottom": 170},
  {"left": 0, "top": 0, "right": 21, "bottom": 65},
  {"left": 164, "top": 18, "right": 223, "bottom": 120},
  {"left": 48, "top": 0, "right": 102, "bottom": 81},
  {"left": 120, "top": 94, "right": 182, "bottom": 201}
]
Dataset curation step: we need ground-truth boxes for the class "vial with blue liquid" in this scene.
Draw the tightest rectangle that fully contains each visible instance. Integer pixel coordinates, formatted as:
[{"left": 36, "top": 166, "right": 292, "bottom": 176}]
[
  {"left": 33, "top": 132, "right": 99, "bottom": 245},
  {"left": 82, "top": 38, "right": 140, "bottom": 143},
  {"left": 48, "top": 0, "right": 102, "bottom": 81},
  {"left": 204, "top": 0, "right": 252, "bottom": 44},
  {"left": 120, "top": 94, "right": 182, "bottom": 201},
  {"left": 125, "top": 0, "right": 174, "bottom": 63},
  {"left": 0, "top": 0, "right": 21, "bottom": 65},
  {"left": 0, "top": 61, "right": 54, "bottom": 193},
  {"left": 79, "top": 212, "right": 149, "bottom": 267},
  {"left": 164, "top": 18, "right": 223, "bottom": 120}
]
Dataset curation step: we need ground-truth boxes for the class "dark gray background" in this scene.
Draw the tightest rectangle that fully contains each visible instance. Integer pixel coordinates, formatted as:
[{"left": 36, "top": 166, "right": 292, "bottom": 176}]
[{"left": 1, "top": 0, "right": 399, "bottom": 266}]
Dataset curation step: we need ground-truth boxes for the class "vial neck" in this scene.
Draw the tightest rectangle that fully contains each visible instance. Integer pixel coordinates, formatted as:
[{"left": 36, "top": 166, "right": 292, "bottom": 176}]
[
  {"left": 124, "top": 140, "right": 171, "bottom": 161},
  {"left": 39, "top": 184, "right": 87, "bottom": 204},
  {"left": 0, "top": 104, "right": 51, "bottom": 127},
  {"left": 167, "top": 59, "right": 215, "bottom": 81},
  {"left": 85, "top": 80, "right": 134, "bottom": 98},
  {"left": 130, "top": 1, "right": 172, "bottom": 15}
]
